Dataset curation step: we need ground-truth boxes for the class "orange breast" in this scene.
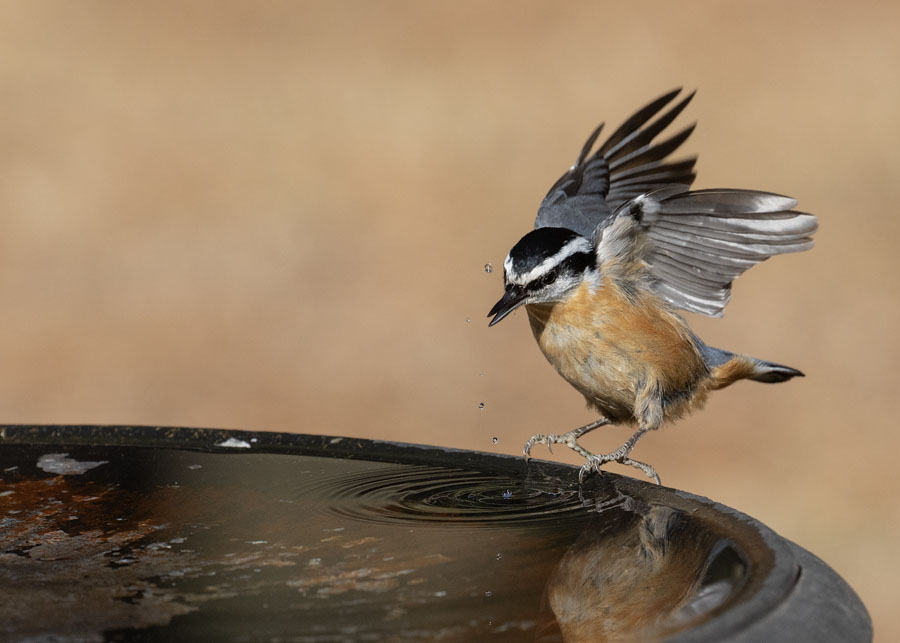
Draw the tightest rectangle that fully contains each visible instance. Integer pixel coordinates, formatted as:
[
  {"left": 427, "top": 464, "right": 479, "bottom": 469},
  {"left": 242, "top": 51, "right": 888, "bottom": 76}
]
[{"left": 526, "top": 279, "right": 706, "bottom": 423}]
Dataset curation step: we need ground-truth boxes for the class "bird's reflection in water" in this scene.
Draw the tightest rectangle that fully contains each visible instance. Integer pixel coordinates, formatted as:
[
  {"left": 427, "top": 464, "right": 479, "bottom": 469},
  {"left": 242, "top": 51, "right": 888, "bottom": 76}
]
[{"left": 535, "top": 496, "right": 748, "bottom": 642}]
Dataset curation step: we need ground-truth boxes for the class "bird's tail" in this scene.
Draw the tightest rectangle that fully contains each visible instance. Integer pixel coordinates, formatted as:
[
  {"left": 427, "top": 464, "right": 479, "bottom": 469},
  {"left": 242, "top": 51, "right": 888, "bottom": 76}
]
[
  {"left": 746, "top": 359, "right": 804, "bottom": 383},
  {"left": 696, "top": 339, "right": 804, "bottom": 390}
]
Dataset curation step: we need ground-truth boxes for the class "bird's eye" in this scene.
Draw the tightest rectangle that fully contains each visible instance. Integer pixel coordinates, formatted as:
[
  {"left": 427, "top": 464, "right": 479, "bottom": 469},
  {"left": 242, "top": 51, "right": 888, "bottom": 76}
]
[{"left": 537, "top": 269, "right": 558, "bottom": 289}]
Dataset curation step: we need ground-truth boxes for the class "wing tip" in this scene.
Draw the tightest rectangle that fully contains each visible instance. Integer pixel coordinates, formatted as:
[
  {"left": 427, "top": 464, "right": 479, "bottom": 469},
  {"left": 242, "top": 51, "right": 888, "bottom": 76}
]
[{"left": 577, "top": 123, "right": 605, "bottom": 166}]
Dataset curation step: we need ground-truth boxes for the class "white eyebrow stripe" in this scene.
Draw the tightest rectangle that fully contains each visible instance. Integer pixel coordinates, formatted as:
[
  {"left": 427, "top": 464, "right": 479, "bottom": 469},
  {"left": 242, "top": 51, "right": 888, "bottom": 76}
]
[{"left": 508, "top": 237, "right": 592, "bottom": 285}]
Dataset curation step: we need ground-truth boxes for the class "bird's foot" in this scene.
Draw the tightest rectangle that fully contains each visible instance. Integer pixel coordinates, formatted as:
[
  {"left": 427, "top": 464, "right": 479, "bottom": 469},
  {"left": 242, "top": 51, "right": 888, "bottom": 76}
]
[
  {"left": 578, "top": 452, "right": 661, "bottom": 486},
  {"left": 522, "top": 418, "right": 610, "bottom": 461},
  {"left": 523, "top": 431, "right": 594, "bottom": 461}
]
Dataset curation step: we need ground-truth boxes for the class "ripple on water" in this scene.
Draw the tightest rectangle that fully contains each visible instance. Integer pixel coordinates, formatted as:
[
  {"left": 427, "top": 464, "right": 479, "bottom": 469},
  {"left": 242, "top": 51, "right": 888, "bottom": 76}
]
[{"left": 305, "top": 465, "right": 590, "bottom": 529}]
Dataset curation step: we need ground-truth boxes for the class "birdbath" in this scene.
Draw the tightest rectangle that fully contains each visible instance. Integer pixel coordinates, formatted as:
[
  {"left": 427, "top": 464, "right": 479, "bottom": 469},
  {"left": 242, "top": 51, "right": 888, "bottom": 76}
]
[{"left": 0, "top": 425, "right": 871, "bottom": 642}]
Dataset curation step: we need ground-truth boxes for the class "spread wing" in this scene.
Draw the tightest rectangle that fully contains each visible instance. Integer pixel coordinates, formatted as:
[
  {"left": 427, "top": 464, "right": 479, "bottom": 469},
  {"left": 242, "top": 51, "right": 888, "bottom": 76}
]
[
  {"left": 535, "top": 88, "right": 698, "bottom": 237},
  {"left": 595, "top": 186, "right": 818, "bottom": 317}
]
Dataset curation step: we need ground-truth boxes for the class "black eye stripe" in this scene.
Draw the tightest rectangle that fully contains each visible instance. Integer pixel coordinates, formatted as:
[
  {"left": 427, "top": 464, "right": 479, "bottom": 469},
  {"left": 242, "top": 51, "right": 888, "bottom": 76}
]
[
  {"left": 568, "top": 251, "right": 595, "bottom": 273},
  {"left": 527, "top": 267, "right": 559, "bottom": 290},
  {"left": 526, "top": 250, "right": 595, "bottom": 291}
]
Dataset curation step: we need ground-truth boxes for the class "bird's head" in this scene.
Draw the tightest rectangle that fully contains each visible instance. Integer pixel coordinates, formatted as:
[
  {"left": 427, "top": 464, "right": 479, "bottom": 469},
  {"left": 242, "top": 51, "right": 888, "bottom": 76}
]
[{"left": 488, "top": 227, "right": 596, "bottom": 326}]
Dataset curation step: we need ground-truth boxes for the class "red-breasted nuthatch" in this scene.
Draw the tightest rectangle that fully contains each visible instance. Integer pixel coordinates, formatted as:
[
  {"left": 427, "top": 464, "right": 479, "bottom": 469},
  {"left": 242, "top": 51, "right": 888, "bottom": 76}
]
[{"left": 488, "top": 89, "right": 817, "bottom": 484}]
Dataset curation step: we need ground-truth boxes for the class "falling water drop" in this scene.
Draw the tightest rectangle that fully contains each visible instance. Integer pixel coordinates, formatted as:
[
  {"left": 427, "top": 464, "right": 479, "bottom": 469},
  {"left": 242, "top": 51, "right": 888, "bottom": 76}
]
[
  {"left": 484, "top": 263, "right": 493, "bottom": 273},
  {"left": 491, "top": 437, "right": 498, "bottom": 444},
  {"left": 466, "top": 318, "right": 471, "bottom": 323},
  {"left": 478, "top": 402, "right": 485, "bottom": 410},
  {"left": 484, "top": 590, "right": 493, "bottom": 598},
  {"left": 495, "top": 553, "right": 502, "bottom": 560}
]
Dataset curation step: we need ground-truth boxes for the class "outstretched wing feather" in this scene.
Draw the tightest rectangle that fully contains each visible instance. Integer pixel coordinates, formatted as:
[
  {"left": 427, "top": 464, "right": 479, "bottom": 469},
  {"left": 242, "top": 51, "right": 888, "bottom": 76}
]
[
  {"left": 596, "top": 89, "right": 683, "bottom": 157},
  {"left": 607, "top": 125, "right": 696, "bottom": 173},
  {"left": 598, "top": 188, "right": 817, "bottom": 317},
  {"left": 600, "top": 91, "right": 696, "bottom": 161},
  {"left": 535, "top": 89, "right": 697, "bottom": 235}
]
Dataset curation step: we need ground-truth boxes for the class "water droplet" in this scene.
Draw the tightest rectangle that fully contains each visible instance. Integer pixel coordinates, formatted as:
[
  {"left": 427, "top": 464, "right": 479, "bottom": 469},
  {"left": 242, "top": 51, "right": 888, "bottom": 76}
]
[
  {"left": 491, "top": 437, "right": 498, "bottom": 444},
  {"left": 466, "top": 318, "right": 470, "bottom": 323},
  {"left": 484, "top": 263, "right": 493, "bottom": 273},
  {"left": 485, "top": 590, "right": 493, "bottom": 598},
  {"left": 495, "top": 553, "right": 502, "bottom": 560},
  {"left": 478, "top": 402, "right": 485, "bottom": 410},
  {"left": 502, "top": 490, "right": 512, "bottom": 499}
]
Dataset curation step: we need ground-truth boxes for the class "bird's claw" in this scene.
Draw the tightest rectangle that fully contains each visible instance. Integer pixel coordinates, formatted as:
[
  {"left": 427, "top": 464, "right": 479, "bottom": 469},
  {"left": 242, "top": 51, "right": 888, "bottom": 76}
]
[
  {"left": 523, "top": 433, "right": 554, "bottom": 459},
  {"left": 577, "top": 452, "right": 662, "bottom": 486},
  {"left": 523, "top": 431, "right": 592, "bottom": 462},
  {"left": 578, "top": 453, "right": 608, "bottom": 485}
]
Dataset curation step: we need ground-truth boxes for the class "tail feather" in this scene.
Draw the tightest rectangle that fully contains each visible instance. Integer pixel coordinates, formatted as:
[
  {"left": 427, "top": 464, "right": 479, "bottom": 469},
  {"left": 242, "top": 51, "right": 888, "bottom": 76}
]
[
  {"left": 697, "top": 337, "right": 805, "bottom": 389},
  {"left": 748, "top": 360, "right": 804, "bottom": 383}
]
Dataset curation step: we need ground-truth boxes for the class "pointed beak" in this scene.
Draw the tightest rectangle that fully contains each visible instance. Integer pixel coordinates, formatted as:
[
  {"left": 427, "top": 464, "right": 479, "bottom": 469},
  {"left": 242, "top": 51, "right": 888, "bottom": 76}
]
[{"left": 487, "top": 286, "right": 527, "bottom": 327}]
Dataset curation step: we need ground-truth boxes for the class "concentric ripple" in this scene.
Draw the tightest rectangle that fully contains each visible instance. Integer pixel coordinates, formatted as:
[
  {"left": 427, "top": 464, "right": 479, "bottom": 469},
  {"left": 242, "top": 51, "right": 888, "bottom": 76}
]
[{"left": 307, "top": 464, "right": 590, "bottom": 528}]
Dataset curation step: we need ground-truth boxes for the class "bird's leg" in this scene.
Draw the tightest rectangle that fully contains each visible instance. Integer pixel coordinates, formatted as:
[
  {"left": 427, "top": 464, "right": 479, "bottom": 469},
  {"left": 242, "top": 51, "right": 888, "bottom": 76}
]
[
  {"left": 578, "top": 427, "right": 661, "bottom": 485},
  {"left": 523, "top": 418, "right": 610, "bottom": 460}
]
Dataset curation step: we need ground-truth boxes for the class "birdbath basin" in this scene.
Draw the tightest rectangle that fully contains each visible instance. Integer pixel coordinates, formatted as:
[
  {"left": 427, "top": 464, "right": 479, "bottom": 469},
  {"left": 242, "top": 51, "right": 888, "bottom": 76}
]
[{"left": 0, "top": 425, "right": 871, "bottom": 642}]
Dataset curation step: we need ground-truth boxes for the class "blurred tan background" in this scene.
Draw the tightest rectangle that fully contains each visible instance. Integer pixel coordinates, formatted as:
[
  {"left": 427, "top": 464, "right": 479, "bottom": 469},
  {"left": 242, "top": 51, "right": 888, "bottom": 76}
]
[{"left": 1, "top": 0, "right": 897, "bottom": 637}]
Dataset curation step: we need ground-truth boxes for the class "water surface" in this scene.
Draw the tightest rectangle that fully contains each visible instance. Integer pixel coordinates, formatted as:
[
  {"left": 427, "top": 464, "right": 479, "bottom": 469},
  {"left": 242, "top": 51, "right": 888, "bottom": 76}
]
[{"left": 0, "top": 437, "right": 769, "bottom": 642}]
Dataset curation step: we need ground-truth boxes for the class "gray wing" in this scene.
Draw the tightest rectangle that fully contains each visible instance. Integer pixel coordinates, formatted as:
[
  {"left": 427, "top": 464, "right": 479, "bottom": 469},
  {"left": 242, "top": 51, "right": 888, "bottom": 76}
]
[
  {"left": 535, "top": 88, "right": 698, "bottom": 237},
  {"left": 596, "top": 187, "right": 818, "bottom": 317}
]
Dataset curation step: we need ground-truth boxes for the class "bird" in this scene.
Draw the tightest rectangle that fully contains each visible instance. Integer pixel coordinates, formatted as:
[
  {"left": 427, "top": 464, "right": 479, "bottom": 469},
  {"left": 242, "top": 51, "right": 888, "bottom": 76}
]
[{"left": 486, "top": 89, "right": 817, "bottom": 485}]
